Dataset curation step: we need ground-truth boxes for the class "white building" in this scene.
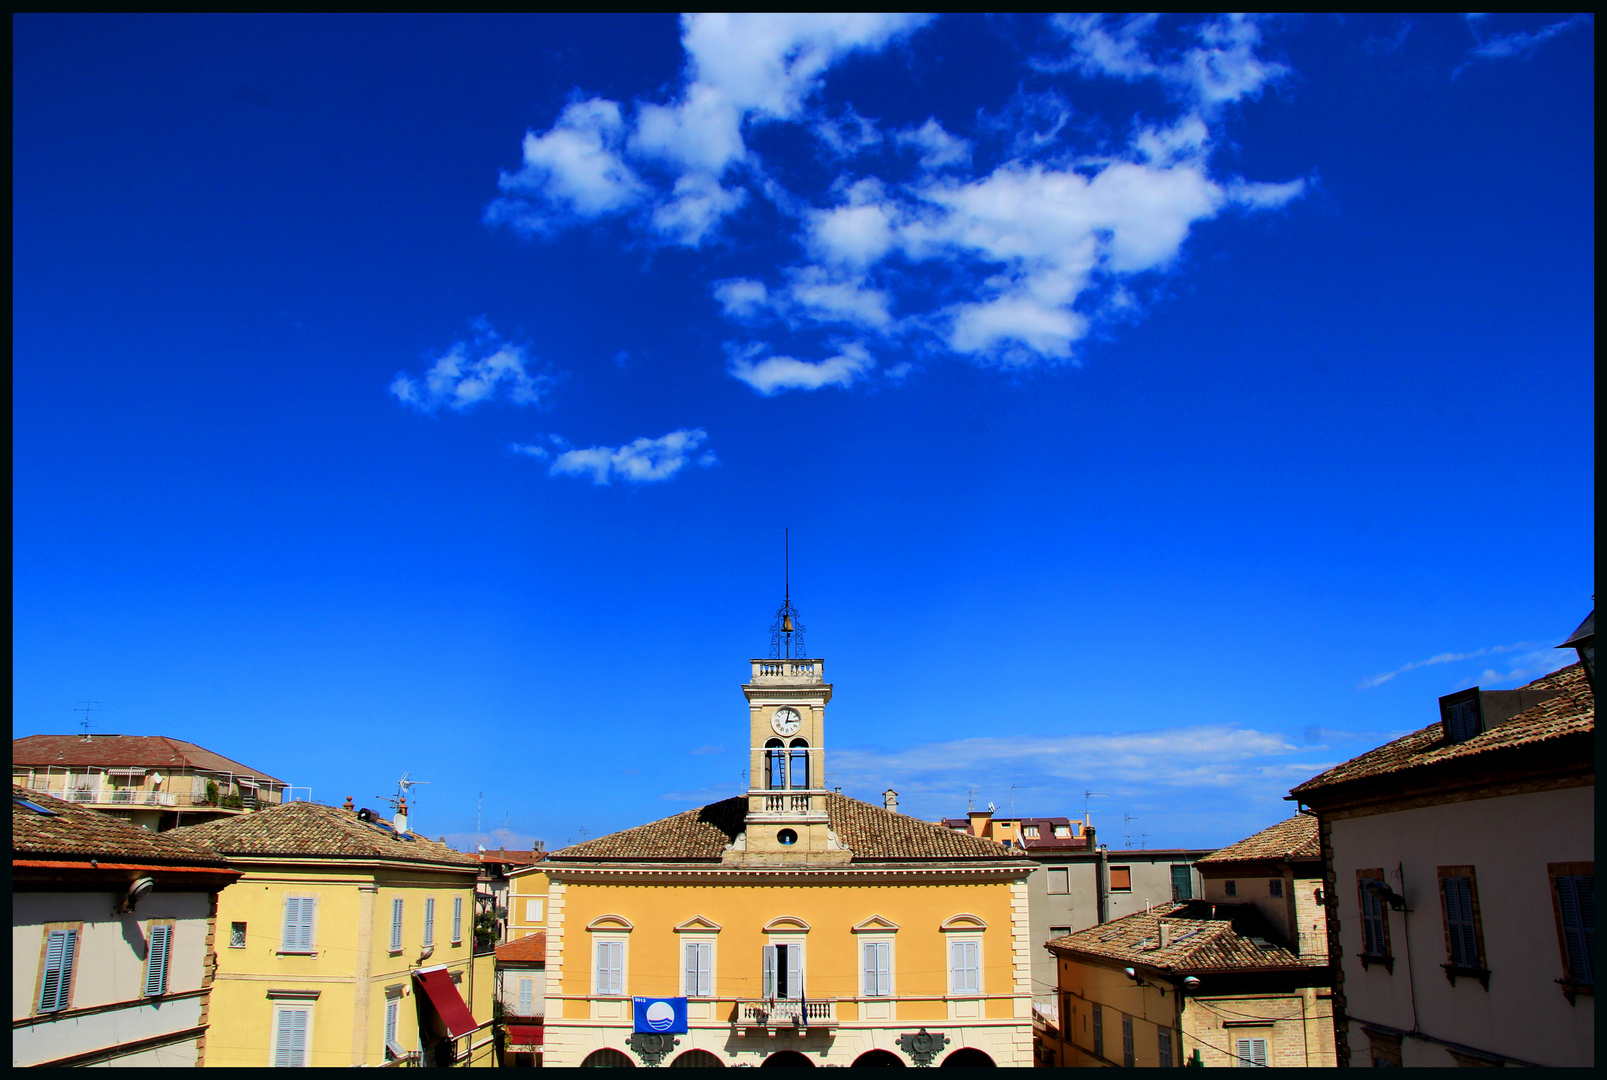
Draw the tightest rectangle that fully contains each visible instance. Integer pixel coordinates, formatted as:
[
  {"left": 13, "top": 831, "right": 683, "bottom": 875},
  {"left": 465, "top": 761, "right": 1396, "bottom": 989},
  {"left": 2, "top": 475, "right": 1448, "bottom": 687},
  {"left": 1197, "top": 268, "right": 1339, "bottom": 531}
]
[
  {"left": 11, "top": 785, "right": 239, "bottom": 1067},
  {"left": 1290, "top": 616, "right": 1594, "bottom": 1068}
]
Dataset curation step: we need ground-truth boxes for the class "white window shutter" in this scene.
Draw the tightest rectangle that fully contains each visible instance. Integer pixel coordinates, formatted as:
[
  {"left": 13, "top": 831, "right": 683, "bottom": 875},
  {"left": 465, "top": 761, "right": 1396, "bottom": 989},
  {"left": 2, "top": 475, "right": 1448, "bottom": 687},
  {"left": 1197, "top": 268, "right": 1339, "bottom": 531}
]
[
  {"left": 275, "top": 1008, "right": 296, "bottom": 1067},
  {"left": 863, "top": 942, "right": 878, "bottom": 996},
  {"left": 699, "top": 942, "right": 713, "bottom": 997},
  {"left": 391, "top": 898, "right": 404, "bottom": 951},
  {"left": 281, "top": 897, "right": 297, "bottom": 951},
  {"left": 424, "top": 898, "right": 435, "bottom": 946},
  {"left": 518, "top": 977, "right": 533, "bottom": 1014},
  {"left": 786, "top": 943, "right": 803, "bottom": 999},
  {"left": 453, "top": 897, "right": 463, "bottom": 943},
  {"left": 145, "top": 925, "right": 172, "bottom": 996},
  {"left": 762, "top": 944, "right": 777, "bottom": 998},
  {"left": 288, "top": 1008, "right": 309, "bottom": 1066}
]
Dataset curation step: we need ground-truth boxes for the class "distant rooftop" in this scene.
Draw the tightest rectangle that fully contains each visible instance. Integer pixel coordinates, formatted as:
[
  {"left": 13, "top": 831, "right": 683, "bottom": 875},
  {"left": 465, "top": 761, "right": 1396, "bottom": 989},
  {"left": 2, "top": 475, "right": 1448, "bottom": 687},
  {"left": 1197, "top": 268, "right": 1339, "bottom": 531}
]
[
  {"left": 1046, "top": 900, "right": 1319, "bottom": 975},
  {"left": 1196, "top": 814, "right": 1320, "bottom": 866},
  {"left": 170, "top": 800, "right": 476, "bottom": 869},
  {"left": 13, "top": 734, "right": 286, "bottom": 784},
  {"left": 12, "top": 785, "right": 230, "bottom": 867}
]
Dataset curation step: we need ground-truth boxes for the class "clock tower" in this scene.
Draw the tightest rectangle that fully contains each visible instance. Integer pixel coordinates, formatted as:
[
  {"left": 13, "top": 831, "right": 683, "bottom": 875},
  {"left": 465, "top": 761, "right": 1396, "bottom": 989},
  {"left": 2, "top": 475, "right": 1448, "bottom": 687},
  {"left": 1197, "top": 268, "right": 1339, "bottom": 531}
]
[{"left": 726, "top": 548, "right": 850, "bottom": 865}]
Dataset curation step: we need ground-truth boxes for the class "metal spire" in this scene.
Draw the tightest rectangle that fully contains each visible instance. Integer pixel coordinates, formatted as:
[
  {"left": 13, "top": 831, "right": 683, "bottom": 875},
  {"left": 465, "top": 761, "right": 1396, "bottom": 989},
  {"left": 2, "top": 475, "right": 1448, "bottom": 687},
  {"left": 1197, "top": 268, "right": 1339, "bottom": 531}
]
[{"left": 768, "top": 528, "right": 806, "bottom": 659}]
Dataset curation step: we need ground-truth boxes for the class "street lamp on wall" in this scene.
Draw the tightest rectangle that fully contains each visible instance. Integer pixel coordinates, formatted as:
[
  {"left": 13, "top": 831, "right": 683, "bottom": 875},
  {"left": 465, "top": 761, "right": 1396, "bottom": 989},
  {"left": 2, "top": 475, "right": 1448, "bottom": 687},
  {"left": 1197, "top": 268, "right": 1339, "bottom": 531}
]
[{"left": 1557, "top": 609, "right": 1594, "bottom": 693}]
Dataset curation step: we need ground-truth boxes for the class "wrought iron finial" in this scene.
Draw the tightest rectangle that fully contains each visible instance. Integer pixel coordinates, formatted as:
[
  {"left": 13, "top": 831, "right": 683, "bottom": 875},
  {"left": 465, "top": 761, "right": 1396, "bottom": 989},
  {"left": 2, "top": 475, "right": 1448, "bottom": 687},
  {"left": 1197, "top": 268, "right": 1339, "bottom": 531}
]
[{"left": 769, "top": 528, "right": 806, "bottom": 659}]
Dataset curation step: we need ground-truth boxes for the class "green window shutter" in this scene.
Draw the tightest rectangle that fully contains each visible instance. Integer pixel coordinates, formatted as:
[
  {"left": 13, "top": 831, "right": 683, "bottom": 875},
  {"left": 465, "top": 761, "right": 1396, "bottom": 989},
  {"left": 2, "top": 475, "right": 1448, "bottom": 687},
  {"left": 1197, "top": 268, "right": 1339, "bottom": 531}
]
[
  {"left": 1443, "top": 877, "right": 1479, "bottom": 967},
  {"left": 144, "top": 924, "right": 172, "bottom": 996}
]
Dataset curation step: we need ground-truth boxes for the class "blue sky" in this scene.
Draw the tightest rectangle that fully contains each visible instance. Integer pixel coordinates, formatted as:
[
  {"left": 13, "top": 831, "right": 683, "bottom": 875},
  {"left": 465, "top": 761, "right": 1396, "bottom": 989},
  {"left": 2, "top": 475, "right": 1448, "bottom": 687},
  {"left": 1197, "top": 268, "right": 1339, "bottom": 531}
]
[{"left": 13, "top": 14, "right": 1594, "bottom": 851}]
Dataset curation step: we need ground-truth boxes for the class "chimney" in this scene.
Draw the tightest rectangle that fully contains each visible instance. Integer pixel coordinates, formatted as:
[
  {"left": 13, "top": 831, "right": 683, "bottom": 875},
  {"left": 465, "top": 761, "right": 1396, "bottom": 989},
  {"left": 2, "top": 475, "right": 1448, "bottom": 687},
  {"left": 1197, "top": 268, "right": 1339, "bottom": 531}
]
[
  {"left": 1084, "top": 825, "right": 1096, "bottom": 851},
  {"left": 342, "top": 796, "right": 355, "bottom": 812},
  {"left": 968, "top": 808, "right": 993, "bottom": 837},
  {"left": 1159, "top": 920, "right": 1171, "bottom": 949},
  {"left": 883, "top": 789, "right": 899, "bottom": 813},
  {"left": 394, "top": 798, "right": 408, "bottom": 835}
]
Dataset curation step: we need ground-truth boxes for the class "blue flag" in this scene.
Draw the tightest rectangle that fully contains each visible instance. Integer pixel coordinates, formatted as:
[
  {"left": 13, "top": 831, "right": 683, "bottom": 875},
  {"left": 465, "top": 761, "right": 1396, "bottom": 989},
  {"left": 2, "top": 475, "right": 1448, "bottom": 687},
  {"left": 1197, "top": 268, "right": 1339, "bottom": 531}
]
[{"left": 633, "top": 997, "right": 689, "bottom": 1034}]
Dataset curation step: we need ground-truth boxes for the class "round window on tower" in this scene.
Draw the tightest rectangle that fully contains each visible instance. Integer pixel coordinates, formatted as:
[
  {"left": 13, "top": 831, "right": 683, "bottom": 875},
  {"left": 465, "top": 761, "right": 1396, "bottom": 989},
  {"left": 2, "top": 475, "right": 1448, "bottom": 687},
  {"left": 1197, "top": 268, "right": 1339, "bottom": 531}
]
[{"left": 777, "top": 829, "right": 798, "bottom": 846}]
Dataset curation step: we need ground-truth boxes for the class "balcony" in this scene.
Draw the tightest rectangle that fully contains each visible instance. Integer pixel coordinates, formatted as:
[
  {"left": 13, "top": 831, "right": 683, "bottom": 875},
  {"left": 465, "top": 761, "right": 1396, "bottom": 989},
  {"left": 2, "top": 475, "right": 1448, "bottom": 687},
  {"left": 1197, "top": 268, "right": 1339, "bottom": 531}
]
[
  {"left": 749, "top": 659, "right": 824, "bottom": 684},
  {"left": 733, "top": 999, "right": 838, "bottom": 1029},
  {"left": 762, "top": 794, "right": 813, "bottom": 814},
  {"left": 30, "top": 784, "right": 274, "bottom": 811}
]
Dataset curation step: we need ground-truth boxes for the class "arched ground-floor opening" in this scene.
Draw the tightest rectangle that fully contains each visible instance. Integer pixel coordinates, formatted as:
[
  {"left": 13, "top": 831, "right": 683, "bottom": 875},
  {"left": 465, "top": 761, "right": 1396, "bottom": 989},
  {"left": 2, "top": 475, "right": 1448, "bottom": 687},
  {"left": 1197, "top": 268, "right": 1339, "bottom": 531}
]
[
  {"left": 941, "top": 1047, "right": 995, "bottom": 1067},
  {"left": 852, "top": 1049, "right": 906, "bottom": 1067},
  {"left": 581, "top": 1047, "right": 636, "bottom": 1067},
  {"left": 762, "top": 1049, "right": 817, "bottom": 1067},
  {"left": 672, "top": 1049, "right": 725, "bottom": 1067}
]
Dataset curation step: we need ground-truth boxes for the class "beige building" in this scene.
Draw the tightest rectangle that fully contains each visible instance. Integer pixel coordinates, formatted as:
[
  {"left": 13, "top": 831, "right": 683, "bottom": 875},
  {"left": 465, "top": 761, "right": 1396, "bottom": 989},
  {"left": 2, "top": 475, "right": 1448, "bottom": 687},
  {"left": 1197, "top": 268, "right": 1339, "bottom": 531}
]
[
  {"left": 12, "top": 734, "right": 290, "bottom": 833},
  {"left": 1290, "top": 632, "right": 1594, "bottom": 1067},
  {"left": 170, "top": 799, "right": 495, "bottom": 1067},
  {"left": 539, "top": 648, "right": 1035, "bottom": 1067},
  {"left": 12, "top": 785, "right": 240, "bottom": 1067},
  {"left": 1043, "top": 814, "right": 1335, "bottom": 1068},
  {"left": 495, "top": 931, "right": 546, "bottom": 1066}
]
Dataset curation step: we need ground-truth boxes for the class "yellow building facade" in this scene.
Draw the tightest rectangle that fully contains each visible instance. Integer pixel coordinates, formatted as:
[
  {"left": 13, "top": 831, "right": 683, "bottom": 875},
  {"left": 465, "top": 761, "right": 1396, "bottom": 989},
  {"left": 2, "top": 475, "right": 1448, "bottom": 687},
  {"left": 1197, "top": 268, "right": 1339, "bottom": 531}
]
[
  {"left": 543, "top": 651, "right": 1034, "bottom": 1067},
  {"left": 171, "top": 801, "right": 494, "bottom": 1067}
]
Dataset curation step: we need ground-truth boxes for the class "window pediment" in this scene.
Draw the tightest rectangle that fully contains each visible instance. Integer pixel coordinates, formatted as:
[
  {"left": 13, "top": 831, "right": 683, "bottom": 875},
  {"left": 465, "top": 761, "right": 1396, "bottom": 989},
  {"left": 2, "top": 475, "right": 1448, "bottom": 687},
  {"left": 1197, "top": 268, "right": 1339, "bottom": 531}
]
[
  {"left": 940, "top": 913, "right": 988, "bottom": 931},
  {"left": 586, "top": 914, "right": 634, "bottom": 932},
  {"left": 851, "top": 915, "right": 901, "bottom": 933},
  {"left": 673, "top": 915, "right": 722, "bottom": 933}
]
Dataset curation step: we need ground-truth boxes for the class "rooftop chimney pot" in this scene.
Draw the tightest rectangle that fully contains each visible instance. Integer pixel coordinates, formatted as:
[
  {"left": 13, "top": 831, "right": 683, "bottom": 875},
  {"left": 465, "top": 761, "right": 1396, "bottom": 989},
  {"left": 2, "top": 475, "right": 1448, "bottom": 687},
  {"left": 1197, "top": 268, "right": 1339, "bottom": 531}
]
[{"left": 883, "top": 789, "right": 899, "bottom": 813}]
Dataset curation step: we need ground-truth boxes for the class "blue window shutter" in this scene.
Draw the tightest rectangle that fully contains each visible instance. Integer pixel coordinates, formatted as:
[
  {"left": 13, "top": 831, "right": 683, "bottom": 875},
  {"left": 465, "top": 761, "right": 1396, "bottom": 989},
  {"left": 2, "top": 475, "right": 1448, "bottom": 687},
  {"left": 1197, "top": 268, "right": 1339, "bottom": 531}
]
[
  {"left": 453, "top": 896, "right": 463, "bottom": 943},
  {"left": 39, "top": 929, "right": 76, "bottom": 1012},
  {"left": 424, "top": 898, "right": 435, "bottom": 946},
  {"left": 298, "top": 898, "right": 315, "bottom": 952},
  {"left": 281, "top": 897, "right": 297, "bottom": 951},
  {"left": 391, "top": 898, "right": 404, "bottom": 951},
  {"left": 518, "top": 977, "right": 533, "bottom": 1014},
  {"left": 274, "top": 1008, "right": 295, "bottom": 1067},
  {"left": 145, "top": 925, "right": 172, "bottom": 996},
  {"left": 1557, "top": 875, "right": 1594, "bottom": 983},
  {"left": 288, "top": 1007, "right": 309, "bottom": 1066}
]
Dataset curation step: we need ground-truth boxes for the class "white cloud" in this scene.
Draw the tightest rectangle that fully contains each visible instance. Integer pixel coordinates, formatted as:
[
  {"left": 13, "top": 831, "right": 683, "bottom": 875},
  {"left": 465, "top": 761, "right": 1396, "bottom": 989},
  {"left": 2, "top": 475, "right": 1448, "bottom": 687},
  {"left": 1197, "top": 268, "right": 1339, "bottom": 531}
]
[
  {"left": 712, "top": 278, "right": 771, "bottom": 320},
  {"left": 1463, "top": 13, "right": 1590, "bottom": 62},
  {"left": 814, "top": 105, "right": 883, "bottom": 158},
  {"left": 391, "top": 321, "right": 551, "bottom": 413},
  {"left": 727, "top": 341, "right": 874, "bottom": 395},
  {"left": 785, "top": 267, "right": 893, "bottom": 330},
  {"left": 807, "top": 180, "right": 898, "bottom": 268},
  {"left": 896, "top": 117, "right": 972, "bottom": 170},
  {"left": 651, "top": 172, "right": 749, "bottom": 246},
  {"left": 1051, "top": 14, "right": 1287, "bottom": 110},
  {"left": 485, "top": 98, "right": 646, "bottom": 232},
  {"left": 1357, "top": 641, "right": 1540, "bottom": 690},
  {"left": 535, "top": 428, "right": 716, "bottom": 485}
]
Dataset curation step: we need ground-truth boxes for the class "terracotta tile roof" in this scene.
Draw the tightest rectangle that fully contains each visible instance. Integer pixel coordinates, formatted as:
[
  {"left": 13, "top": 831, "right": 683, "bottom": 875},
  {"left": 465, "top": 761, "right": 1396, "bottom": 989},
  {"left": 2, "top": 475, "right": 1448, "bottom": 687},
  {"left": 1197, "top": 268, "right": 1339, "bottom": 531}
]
[
  {"left": 1196, "top": 815, "right": 1320, "bottom": 866},
  {"left": 1046, "top": 900, "right": 1319, "bottom": 974},
  {"left": 169, "top": 800, "right": 476, "bottom": 869},
  {"left": 550, "top": 793, "right": 1024, "bottom": 863},
  {"left": 12, "top": 734, "right": 286, "bottom": 784},
  {"left": 496, "top": 932, "right": 547, "bottom": 964},
  {"left": 1291, "top": 663, "right": 1593, "bottom": 799},
  {"left": 12, "top": 785, "right": 229, "bottom": 866},
  {"left": 479, "top": 849, "right": 544, "bottom": 866}
]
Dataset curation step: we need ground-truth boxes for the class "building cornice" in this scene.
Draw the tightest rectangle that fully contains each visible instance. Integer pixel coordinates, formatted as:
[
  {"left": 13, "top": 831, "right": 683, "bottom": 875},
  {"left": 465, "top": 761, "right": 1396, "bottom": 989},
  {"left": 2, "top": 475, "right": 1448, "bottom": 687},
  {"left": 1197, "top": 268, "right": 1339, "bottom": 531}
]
[{"left": 544, "top": 861, "right": 1029, "bottom": 884}]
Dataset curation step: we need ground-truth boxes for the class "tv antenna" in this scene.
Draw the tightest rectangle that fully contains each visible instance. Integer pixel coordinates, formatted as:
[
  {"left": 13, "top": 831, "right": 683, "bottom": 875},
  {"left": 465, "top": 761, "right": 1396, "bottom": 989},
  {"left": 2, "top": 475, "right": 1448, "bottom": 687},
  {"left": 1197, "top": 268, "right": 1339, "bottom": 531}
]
[
  {"left": 967, "top": 787, "right": 978, "bottom": 812},
  {"left": 1009, "top": 783, "right": 1017, "bottom": 818},
  {"left": 1083, "top": 790, "right": 1107, "bottom": 827},
  {"left": 1140, "top": 832, "right": 1151, "bottom": 850},
  {"left": 1123, "top": 812, "right": 1139, "bottom": 849},
  {"left": 768, "top": 528, "right": 806, "bottom": 659},
  {"left": 74, "top": 700, "right": 100, "bottom": 738},
  {"left": 377, "top": 773, "right": 429, "bottom": 827}
]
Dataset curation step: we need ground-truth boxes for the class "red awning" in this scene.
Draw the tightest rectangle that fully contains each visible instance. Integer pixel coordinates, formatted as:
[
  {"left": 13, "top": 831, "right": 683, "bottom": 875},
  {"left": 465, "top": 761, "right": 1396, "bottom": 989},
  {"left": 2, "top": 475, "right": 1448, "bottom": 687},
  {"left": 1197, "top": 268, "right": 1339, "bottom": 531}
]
[
  {"left": 506, "top": 1023, "right": 544, "bottom": 1047},
  {"left": 413, "top": 968, "right": 480, "bottom": 1039}
]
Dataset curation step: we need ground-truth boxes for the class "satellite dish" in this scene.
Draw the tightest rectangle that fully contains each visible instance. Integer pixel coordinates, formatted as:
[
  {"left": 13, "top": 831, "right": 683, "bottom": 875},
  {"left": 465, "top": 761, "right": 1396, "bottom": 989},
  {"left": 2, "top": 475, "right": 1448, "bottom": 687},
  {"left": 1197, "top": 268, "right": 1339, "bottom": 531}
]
[{"left": 129, "top": 877, "right": 156, "bottom": 904}]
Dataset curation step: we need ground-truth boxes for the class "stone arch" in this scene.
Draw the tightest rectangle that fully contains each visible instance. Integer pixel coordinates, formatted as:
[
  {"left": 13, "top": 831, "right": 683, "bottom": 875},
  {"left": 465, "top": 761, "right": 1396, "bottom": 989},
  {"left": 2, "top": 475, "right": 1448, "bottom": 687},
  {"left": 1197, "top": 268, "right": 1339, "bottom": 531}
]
[
  {"left": 852, "top": 1049, "right": 906, "bottom": 1067},
  {"left": 581, "top": 1047, "right": 636, "bottom": 1067},
  {"left": 762, "top": 1049, "right": 816, "bottom": 1067},
  {"left": 671, "top": 1049, "right": 724, "bottom": 1067},
  {"left": 941, "top": 1048, "right": 994, "bottom": 1067}
]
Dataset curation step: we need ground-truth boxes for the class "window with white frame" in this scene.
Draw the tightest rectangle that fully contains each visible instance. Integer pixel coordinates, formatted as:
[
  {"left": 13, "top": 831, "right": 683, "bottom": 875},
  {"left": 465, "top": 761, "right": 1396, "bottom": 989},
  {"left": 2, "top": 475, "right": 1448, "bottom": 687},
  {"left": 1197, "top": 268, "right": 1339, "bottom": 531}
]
[
  {"left": 385, "top": 996, "right": 403, "bottom": 1059},
  {"left": 683, "top": 939, "right": 714, "bottom": 998},
  {"left": 594, "top": 938, "right": 626, "bottom": 996},
  {"left": 517, "top": 976, "right": 535, "bottom": 1015},
  {"left": 1235, "top": 1038, "right": 1267, "bottom": 1067},
  {"left": 525, "top": 898, "right": 544, "bottom": 922},
  {"left": 273, "top": 1005, "right": 312, "bottom": 1067},
  {"left": 230, "top": 921, "right": 247, "bottom": 948},
  {"left": 390, "top": 898, "right": 404, "bottom": 953},
  {"left": 281, "top": 895, "right": 316, "bottom": 953},
  {"left": 452, "top": 896, "right": 463, "bottom": 944},
  {"left": 862, "top": 939, "right": 893, "bottom": 997},
  {"left": 948, "top": 938, "right": 981, "bottom": 996},
  {"left": 144, "top": 923, "right": 173, "bottom": 997},
  {"left": 37, "top": 928, "right": 78, "bottom": 1013},
  {"left": 762, "top": 940, "right": 805, "bottom": 1000},
  {"left": 424, "top": 898, "right": 436, "bottom": 947}
]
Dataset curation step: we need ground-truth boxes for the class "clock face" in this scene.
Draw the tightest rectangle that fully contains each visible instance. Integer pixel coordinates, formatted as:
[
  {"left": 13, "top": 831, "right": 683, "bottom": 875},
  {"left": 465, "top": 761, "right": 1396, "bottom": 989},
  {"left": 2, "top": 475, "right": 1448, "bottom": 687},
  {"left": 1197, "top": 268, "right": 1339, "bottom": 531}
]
[{"left": 771, "top": 707, "right": 802, "bottom": 737}]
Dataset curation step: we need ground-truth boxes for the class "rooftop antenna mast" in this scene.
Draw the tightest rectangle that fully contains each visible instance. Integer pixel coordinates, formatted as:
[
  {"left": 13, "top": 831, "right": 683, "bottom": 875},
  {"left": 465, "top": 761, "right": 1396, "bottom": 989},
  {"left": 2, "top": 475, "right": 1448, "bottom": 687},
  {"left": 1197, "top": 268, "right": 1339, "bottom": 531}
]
[
  {"left": 768, "top": 528, "right": 806, "bottom": 660},
  {"left": 1123, "top": 812, "right": 1139, "bottom": 849},
  {"left": 377, "top": 773, "right": 429, "bottom": 828},
  {"left": 1083, "top": 790, "right": 1107, "bottom": 829},
  {"left": 74, "top": 700, "right": 100, "bottom": 740}
]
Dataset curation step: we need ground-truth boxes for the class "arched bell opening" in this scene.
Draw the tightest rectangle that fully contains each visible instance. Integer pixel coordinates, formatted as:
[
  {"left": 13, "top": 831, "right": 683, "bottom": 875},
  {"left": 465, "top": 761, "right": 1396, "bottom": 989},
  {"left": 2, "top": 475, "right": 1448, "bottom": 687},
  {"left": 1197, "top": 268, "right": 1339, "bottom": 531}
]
[
  {"left": 788, "top": 738, "right": 810, "bottom": 790},
  {"left": 765, "top": 739, "right": 785, "bottom": 790}
]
